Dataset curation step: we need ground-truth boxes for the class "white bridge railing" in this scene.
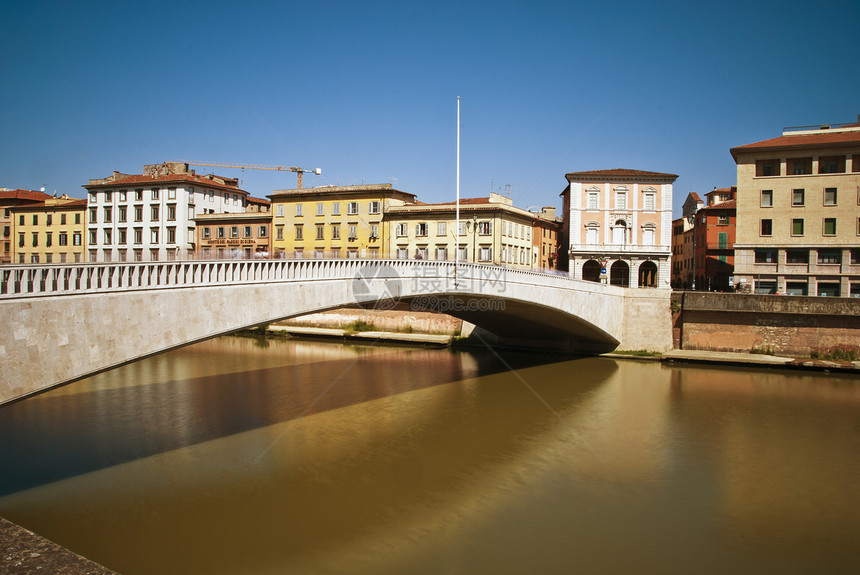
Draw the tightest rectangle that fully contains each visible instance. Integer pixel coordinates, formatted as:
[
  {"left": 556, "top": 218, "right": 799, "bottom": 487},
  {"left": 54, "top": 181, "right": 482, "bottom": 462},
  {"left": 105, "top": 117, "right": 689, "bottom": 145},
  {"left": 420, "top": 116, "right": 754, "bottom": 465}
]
[{"left": 0, "top": 260, "right": 593, "bottom": 300}]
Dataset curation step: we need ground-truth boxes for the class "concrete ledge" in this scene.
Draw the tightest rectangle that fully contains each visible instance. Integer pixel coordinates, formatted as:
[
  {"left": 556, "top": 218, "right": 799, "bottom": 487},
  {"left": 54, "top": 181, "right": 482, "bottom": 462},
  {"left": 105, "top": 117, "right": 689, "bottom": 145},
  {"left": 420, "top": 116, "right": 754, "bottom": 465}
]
[
  {"left": 0, "top": 516, "right": 114, "bottom": 574},
  {"left": 269, "top": 325, "right": 452, "bottom": 345}
]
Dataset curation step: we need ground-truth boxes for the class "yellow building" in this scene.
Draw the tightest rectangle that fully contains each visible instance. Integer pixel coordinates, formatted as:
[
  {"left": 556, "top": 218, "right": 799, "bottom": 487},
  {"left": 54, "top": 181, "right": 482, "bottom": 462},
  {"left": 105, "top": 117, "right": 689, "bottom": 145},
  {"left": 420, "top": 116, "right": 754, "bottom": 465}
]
[
  {"left": 1, "top": 188, "right": 53, "bottom": 263},
  {"left": 384, "top": 193, "right": 543, "bottom": 269},
  {"left": 730, "top": 118, "right": 860, "bottom": 296},
  {"left": 10, "top": 195, "right": 87, "bottom": 264},
  {"left": 268, "top": 184, "right": 416, "bottom": 259}
]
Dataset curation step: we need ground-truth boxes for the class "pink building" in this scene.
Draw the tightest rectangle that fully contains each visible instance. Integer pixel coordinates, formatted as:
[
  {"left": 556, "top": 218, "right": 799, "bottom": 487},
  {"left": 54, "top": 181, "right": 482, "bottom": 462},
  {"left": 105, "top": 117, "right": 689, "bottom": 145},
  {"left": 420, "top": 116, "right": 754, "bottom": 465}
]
[{"left": 560, "top": 168, "right": 676, "bottom": 288}]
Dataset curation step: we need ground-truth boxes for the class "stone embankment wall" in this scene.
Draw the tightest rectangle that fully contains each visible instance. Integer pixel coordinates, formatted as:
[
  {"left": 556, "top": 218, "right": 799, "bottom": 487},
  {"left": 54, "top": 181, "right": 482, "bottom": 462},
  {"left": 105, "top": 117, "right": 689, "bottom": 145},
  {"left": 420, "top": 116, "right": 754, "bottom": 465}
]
[
  {"left": 276, "top": 307, "right": 464, "bottom": 335},
  {"left": 673, "top": 292, "right": 860, "bottom": 356}
]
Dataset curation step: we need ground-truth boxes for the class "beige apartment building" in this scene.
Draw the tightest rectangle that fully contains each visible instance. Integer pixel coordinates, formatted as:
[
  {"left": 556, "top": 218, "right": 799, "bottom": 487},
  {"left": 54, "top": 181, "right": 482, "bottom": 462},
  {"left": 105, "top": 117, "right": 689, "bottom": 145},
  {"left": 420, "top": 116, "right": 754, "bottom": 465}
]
[
  {"left": 561, "top": 169, "right": 676, "bottom": 288},
  {"left": 268, "top": 184, "right": 416, "bottom": 259},
  {"left": 10, "top": 195, "right": 87, "bottom": 264},
  {"left": 385, "top": 193, "right": 544, "bottom": 269},
  {"left": 1, "top": 188, "right": 53, "bottom": 263},
  {"left": 730, "top": 118, "right": 860, "bottom": 297}
]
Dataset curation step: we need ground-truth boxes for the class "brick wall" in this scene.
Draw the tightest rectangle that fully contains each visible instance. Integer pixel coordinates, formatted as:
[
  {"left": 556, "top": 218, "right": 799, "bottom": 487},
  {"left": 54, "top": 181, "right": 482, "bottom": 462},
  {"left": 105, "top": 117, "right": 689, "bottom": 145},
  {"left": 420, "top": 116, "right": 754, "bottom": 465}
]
[{"left": 674, "top": 292, "right": 860, "bottom": 356}]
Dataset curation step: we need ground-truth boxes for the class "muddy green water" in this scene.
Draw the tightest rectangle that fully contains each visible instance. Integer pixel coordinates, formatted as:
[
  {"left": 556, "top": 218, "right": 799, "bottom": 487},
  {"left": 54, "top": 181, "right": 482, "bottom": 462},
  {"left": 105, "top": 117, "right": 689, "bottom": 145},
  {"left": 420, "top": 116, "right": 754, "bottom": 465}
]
[{"left": 1, "top": 337, "right": 859, "bottom": 574}]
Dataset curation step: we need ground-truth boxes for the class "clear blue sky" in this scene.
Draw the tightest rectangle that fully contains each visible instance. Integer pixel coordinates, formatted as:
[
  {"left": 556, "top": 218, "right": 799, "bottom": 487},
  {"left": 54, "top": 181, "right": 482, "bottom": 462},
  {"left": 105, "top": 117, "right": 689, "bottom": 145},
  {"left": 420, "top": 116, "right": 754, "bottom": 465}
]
[{"left": 2, "top": 0, "right": 859, "bottom": 216}]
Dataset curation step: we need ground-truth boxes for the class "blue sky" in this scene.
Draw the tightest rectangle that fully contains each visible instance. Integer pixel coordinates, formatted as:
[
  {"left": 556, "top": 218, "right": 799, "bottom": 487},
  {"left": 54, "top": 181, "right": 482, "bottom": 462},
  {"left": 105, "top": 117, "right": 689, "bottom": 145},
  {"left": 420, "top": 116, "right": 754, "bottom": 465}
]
[{"left": 2, "top": 0, "right": 859, "bottom": 216}]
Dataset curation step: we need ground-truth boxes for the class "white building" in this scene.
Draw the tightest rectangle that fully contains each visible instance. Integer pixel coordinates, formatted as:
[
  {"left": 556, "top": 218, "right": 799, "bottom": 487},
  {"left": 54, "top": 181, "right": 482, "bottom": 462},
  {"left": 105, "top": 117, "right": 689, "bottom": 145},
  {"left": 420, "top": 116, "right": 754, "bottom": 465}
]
[
  {"left": 561, "top": 168, "right": 676, "bottom": 288},
  {"left": 84, "top": 162, "right": 249, "bottom": 262}
]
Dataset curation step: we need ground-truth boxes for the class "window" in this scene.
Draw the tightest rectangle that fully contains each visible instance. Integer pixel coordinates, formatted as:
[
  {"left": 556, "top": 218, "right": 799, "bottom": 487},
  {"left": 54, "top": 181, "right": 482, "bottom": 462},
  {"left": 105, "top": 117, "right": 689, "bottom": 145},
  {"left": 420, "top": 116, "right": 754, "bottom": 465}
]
[
  {"left": 823, "top": 218, "right": 836, "bottom": 236},
  {"left": 151, "top": 228, "right": 159, "bottom": 243},
  {"left": 61, "top": 213, "right": 66, "bottom": 225},
  {"left": 851, "top": 249, "right": 859, "bottom": 264},
  {"left": 369, "top": 201, "right": 380, "bottom": 214},
  {"left": 436, "top": 247, "right": 448, "bottom": 261},
  {"left": 331, "top": 225, "right": 340, "bottom": 240},
  {"left": 458, "top": 221, "right": 467, "bottom": 236},
  {"left": 45, "top": 232, "right": 52, "bottom": 247},
  {"left": 369, "top": 224, "right": 378, "bottom": 238},
  {"left": 119, "top": 229, "right": 127, "bottom": 245},
  {"left": 824, "top": 188, "right": 837, "bottom": 206},
  {"left": 755, "top": 249, "right": 777, "bottom": 264},
  {"left": 316, "top": 225, "right": 324, "bottom": 240},
  {"left": 240, "top": 226, "right": 250, "bottom": 238},
  {"left": 396, "top": 223, "right": 408, "bottom": 237},
  {"left": 615, "top": 191, "right": 627, "bottom": 210},
  {"left": 760, "top": 219, "right": 772, "bottom": 236},
  {"left": 756, "top": 159, "right": 780, "bottom": 176},
  {"left": 760, "top": 190, "right": 773, "bottom": 207},
  {"left": 791, "top": 218, "right": 804, "bottom": 236},
  {"left": 397, "top": 247, "right": 409, "bottom": 259},
  {"left": 134, "top": 206, "right": 143, "bottom": 222},
  {"left": 416, "top": 223, "right": 428, "bottom": 237},
  {"left": 477, "top": 221, "right": 492, "bottom": 235},
  {"left": 59, "top": 232, "right": 68, "bottom": 246},
  {"left": 151, "top": 189, "right": 159, "bottom": 200},
  {"left": 818, "top": 249, "right": 841, "bottom": 264},
  {"left": 119, "top": 190, "right": 127, "bottom": 202},
  {"left": 135, "top": 189, "right": 143, "bottom": 201},
  {"left": 46, "top": 214, "right": 52, "bottom": 226},
  {"left": 331, "top": 202, "right": 340, "bottom": 215},
  {"left": 587, "top": 191, "right": 599, "bottom": 209},
  {"left": 457, "top": 247, "right": 468, "bottom": 261},
  {"left": 788, "top": 158, "right": 811, "bottom": 175},
  {"left": 167, "top": 228, "right": 176, "bottom": 244},
  {"left": 786, "top": 250, "right": 808, "bottom": 264},
  {"left": 642, "top": 226, "right": 655, "bottom": 246},
  {"left": 133, "top": 228, "right": 143, "bottom": 244},
  {"left": 89, "top": 207, "right": 97, "bottom": 223},
  {"left": 819, "top": 156, "right": 845, "bottom": 174},
  {"left": 347, "top": 202, "right": 359, "bottom": 215},
  {"left": 168, "top": 188, "right": 176, "bottom": 200},
  {"left": 643, "top": 193, "right": 655, "bottom": 211},
  {"left": 119, "top": 206, "right": 127, "bottom": 222},
  {"left": 104, "top": 190, "right": 112, "bottom": 202},
  {"left": 296, "top": 204, "right": 303, "bottom": 216},
  {"left": 73, "top": 232, "right": 82, "bottom": 246},
  {"left": 295, "top": 225, "right": 303, "bottom": 241},
  {"left": 415, "top": 247, "right": 428, "bottom": 260},
  {"left": 437, "top": 222, "right": 447, "bottom": 237},
  {"left": 792, "top": 189, "right": 805, "bottom": 206},
  {"left": 317, "top": 203, "right": 324, "bottom": 216},
  {"left": 276, "top": 226, "right": 284, "bottom": 240},
  {"left": 718, "top": 232, "right": 728, "bottom": 249},
  {"left": 585, "top": 225, "right": 599, "bottom": 245},
  {"left": 230, "top": 226, "right": 239, "bottom": 239},
  {"left": 276, "top": 204, "right": 284, "bottom": 217},
  {"left": 258, "top": 226, "right": 268, "bottom": 238},
  {"left": 479, "top": 247, "right": 492, "bottom": 262},
  {"left": 151, "top": 206, "right": 159, "bottom": 221},
  {"left": 167, "top": 205, "right": 176, "bottom": 221},
  {"left": 216, "top": 227, "right": 226, "bottom": 239},
  {"left": 104, "top": 230, "right": 111, "bottom": 245},
  {"left": 348, "top": 225, "right": 358, "bottom": 239},
  {"left": 88, "top": 230, "right": 96, "bottom": 245},
  {"left": 717, "top": 215, "right": 729, "bottom": 225},
  {"left": 104, "top": 207, "right": 112, "bottom": 223}
]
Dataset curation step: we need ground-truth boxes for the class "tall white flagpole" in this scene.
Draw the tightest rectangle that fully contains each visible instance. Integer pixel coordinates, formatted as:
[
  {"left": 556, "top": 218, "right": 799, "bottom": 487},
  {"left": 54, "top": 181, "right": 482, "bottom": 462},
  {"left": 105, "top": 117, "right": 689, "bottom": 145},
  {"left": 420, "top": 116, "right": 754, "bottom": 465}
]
[{"left": 455, "top": 96, "right": 460, "bottom": 288}]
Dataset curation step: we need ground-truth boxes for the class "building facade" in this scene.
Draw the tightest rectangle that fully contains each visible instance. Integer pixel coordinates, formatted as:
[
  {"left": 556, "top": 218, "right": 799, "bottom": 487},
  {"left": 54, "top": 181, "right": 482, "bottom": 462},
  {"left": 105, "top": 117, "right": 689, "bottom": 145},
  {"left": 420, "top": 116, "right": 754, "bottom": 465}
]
[
  {"left": 730, "top": 119, "right": 860, "bottom": 296},
  {"left": 9, "top": 195, "right": 87, "bottom": 264},
  {"left": 384, "top": 193, "right": 544, "bottom": 269},
  {"left": 2, "top": 188, "right": 53, "bottom": 263},
  {"left": 532, "top": 207, "right": 561, "bottom": 270},
  {"left": 692, "top": 187, "right": 736, "bottom": 291},
  {"left": 268, "top": 184, "right": 416, "bottom": 259},
  {"left": 193, "top": 211, "right": 273, "bottom": 259},
  {"left": 561, "top": 169, "right": 676, "bottom": 288},
  {"left": 84, "top": 162, "right": 249, "bottom": 262},
  {"left": 670, "top": 192, "right": 703, "bottom": 289}
]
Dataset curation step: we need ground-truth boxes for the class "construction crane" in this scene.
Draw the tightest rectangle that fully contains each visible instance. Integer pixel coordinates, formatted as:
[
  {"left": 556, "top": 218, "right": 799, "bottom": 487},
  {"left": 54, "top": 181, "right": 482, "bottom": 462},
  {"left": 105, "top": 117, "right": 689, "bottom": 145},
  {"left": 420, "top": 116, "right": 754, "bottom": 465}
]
[{"left": 184, "top": 162, "right": 321, "bottom": 189}]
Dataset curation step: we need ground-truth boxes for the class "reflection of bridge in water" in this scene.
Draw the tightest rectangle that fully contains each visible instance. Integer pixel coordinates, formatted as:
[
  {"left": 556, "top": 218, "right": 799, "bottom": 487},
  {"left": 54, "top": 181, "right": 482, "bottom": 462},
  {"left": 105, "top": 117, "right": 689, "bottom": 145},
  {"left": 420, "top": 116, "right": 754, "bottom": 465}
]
[{"left": 0, "top": 259, "right": 671, "bottom": 404}]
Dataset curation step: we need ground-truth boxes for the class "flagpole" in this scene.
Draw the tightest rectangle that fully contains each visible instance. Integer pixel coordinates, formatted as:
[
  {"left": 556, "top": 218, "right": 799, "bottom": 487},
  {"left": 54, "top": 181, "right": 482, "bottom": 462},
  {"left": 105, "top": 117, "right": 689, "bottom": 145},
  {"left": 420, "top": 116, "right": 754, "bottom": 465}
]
[{"left": 455, "top": 96, "right": 460, "bottom": 288}]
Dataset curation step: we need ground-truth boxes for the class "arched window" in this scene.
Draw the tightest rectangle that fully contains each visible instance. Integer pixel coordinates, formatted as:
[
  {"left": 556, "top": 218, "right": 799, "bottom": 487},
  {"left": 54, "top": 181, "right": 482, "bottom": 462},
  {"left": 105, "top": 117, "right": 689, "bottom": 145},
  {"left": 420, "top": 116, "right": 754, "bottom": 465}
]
[
  {"left": 610, "top": 260, "right": 629, "bottom": 287},
  {"left": 612, "top": 219, "right": 628, "bottom": 245},
  {"left": 639, "top": 261, "right": 658, "bottom": 288},
  {"left": 582, "top": 259, "right": 601, "bottom": 282}
]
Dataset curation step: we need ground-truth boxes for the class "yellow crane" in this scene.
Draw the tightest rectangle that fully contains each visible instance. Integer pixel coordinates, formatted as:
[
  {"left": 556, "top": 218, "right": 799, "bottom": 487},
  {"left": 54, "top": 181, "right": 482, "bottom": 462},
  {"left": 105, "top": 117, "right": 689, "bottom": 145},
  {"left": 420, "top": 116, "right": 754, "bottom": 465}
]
[{"left": 184, "top": 162, "right": 321, "bottom": 189}]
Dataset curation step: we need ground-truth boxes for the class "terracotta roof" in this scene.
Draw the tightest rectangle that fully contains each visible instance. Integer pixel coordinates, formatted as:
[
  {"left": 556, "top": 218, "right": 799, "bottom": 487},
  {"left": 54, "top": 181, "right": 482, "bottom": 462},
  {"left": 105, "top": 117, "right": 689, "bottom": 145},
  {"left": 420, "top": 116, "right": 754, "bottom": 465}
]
[
  {"left": 0, "top": 189, "right": 53, "bottom": 202},
  {"left": 246, "top": 196, "right": 271, "bottom": 205},
  {"left": 85, "top": 173, "right": 247, "bottom": 193},
  {"left": 565, "top": 168, "right": 678, "bottom": 180},
  {"left": 730, "top": 130, "right": 860, "bottom": 159},
  {"left": 700, "top": 200, "right": 736, "bottom": 211},
  {"left": 684, "top": 192, "right": 703, "bottom": 202}
]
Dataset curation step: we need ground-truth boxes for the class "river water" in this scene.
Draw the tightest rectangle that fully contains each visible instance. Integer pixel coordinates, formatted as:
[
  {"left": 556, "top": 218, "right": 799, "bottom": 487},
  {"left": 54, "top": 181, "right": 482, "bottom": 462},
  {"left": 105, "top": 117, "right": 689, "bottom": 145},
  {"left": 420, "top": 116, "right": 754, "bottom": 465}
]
[{"left": 1, "top": 337, "right": 859, "bottom": 574}]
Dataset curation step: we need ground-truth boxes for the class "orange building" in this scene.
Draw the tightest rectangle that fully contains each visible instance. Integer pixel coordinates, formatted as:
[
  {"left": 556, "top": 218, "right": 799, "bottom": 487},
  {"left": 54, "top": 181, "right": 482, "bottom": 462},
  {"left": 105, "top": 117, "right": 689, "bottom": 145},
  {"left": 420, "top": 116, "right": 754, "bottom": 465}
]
[{"left": 693, "top": 187, "right": 736, "bottom": 291}]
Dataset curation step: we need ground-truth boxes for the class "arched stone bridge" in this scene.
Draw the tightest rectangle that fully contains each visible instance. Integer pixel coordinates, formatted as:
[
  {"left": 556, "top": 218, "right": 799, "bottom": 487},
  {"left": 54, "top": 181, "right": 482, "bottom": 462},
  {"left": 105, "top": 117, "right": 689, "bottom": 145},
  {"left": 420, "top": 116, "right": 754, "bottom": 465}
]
[{"left": 0, "top": 259, "right": 671, "bottom": 404}]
